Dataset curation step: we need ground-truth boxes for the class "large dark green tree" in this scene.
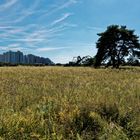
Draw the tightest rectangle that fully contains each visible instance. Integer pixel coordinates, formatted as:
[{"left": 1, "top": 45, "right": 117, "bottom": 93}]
[{"left": 95, "top": 25, "right": 140, "bottom": 68}]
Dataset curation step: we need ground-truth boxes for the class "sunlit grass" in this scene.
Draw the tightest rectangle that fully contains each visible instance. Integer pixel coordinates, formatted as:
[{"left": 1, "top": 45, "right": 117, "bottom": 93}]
[{"left": 0, "top": 66, "right": 140, "bottom": 139}]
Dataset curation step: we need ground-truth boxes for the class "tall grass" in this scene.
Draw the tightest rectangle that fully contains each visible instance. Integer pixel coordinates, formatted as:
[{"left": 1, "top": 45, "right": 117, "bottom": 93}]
[{"left": 0, "top": 67, "right": 140, "bottom": 140}]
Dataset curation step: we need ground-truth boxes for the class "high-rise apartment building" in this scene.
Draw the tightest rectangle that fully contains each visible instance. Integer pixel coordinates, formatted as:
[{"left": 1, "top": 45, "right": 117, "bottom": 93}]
[{"left": 0, "top": 51, "right": 53, "bottom": 65}]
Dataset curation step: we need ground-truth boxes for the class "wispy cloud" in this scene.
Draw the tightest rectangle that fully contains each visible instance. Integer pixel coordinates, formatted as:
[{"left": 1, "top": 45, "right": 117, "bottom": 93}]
[
  {"left": 8, "top": 43, "right": 20, "bottom": 47},
  {"left": 0, "top": 0, "right": 18, "bottom": 11},
  {"left": 0, "top": 0, "right": 78, "bottom": 56},
  {"left": 51, "top": 13, "right": 73, "bottom": 26},
  {"left": 0, "top": 45, "right": 23, "bottom": 51},
  {"left": 0, "top": 0, "right": 41, "bottom": 24},
  {"left": 36, "top": 47, "right": 71, "bottom": 52},
  {"left": 57, "top": 0, "right": 78, "bottom": 9},
  {"left": 42, "top": 0, "right": 78, "bottom": 18}
]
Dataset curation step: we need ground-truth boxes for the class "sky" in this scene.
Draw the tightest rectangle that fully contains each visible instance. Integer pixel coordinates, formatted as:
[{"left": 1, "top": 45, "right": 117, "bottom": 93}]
[{"left": 0, "top": 0, "right": 140, "bottom": 63}]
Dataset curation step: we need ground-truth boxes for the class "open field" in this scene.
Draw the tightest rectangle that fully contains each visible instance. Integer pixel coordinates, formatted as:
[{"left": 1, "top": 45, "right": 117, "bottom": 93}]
[{"left": 0, "top": 67, "right": 140, "bottom": 140}]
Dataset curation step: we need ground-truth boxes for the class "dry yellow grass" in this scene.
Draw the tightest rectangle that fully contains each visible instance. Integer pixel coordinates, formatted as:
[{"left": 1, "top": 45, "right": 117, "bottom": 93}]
[{"left": 0, "top": 66, "right": 140, "bottom": 140}]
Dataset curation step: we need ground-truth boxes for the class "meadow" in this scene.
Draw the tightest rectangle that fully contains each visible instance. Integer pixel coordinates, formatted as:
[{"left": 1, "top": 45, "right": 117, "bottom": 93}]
[{"left": 0, "top": 67, "right": 140, "bottom": 140}]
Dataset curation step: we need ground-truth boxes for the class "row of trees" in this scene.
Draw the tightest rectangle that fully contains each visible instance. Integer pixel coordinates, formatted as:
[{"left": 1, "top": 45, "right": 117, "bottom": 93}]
[
  {"left": 67, "top": 25, "right": 140, "bottom": 68},
  {"left": 0, "top": 62, "right": 55, "bottom": 67},
  {"left": 65, "top": 56, "right": 95, "bottom": 66}
]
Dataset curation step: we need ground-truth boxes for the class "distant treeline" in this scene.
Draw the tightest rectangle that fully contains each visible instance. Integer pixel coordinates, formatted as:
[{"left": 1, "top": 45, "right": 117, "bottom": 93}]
[
  {"left": 62, "top": 55, "right": 140, "bottom": 67},
  {"left": 0, "top": 62, "right": 55, "bottom": 67}
]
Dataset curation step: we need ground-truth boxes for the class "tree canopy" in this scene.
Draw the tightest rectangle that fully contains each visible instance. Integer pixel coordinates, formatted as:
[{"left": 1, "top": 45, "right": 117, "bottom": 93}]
[{"left": 95, "top": 25, "right": 140, "bottom": 68}]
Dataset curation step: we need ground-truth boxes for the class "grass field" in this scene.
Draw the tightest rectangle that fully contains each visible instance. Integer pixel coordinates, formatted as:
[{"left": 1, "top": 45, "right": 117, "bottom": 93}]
[{"left": 0, "top": 67, "right": 140, "bottom": 140}]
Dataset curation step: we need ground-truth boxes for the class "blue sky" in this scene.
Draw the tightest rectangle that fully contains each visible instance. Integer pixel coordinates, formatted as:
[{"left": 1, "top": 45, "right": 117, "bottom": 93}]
[{"left": 0, "top": 0, "right": 140, "bottom": 63}]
